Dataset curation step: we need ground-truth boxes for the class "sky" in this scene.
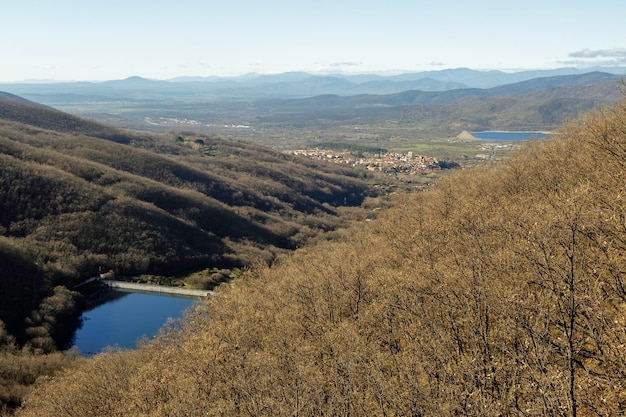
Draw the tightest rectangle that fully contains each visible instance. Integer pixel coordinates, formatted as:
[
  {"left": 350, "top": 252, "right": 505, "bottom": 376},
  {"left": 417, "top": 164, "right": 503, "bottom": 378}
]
[{"left": 2, "top": 0, "right": 626, "bottom": 82}]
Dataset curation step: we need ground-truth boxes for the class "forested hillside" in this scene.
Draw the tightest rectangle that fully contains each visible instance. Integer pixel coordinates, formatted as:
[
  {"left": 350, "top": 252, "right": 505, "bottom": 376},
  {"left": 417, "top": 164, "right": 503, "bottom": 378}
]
[
  {"left": 0, "top": 93, "right": 374, "bottom": 353},
  {"left": 13, "top": 97, "right": 626, "bottom": 415}
]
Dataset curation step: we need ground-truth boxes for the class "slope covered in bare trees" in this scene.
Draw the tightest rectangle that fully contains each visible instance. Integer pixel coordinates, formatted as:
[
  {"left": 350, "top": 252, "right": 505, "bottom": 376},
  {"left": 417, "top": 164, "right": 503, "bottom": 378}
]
[{"left": 14, "top": 98, "right": 626, "bottom": 416}]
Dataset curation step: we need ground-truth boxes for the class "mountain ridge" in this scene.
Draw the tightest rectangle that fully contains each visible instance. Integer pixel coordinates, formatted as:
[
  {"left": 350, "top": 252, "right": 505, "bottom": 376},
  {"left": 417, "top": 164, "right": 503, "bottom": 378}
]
[
  {"left": 253, "top": 72, "right": 622, "bottom": 112},
  {"left": 2, "top": 67, "right": 624, "bottom": 100}
]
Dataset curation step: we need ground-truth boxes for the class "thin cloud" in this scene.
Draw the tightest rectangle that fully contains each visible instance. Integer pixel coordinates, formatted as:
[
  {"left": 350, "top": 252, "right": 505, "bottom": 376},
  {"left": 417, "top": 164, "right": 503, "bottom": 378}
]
[
  {"left": 569, "top": 48, "right": 626, "bottom": 58},
  {"left": 429, "top": 61, "right": 446, "bottom": 67},
  {"left": 328, "top": 62, "right": 361, "bottom": 67}
]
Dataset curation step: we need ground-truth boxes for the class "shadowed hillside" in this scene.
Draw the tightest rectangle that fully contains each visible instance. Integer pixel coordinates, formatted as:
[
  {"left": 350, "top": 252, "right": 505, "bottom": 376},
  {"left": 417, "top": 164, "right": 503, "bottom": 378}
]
[
  {"left": 0, "top": 91, "right": 130, "bottom": 142},
  {"left": 13, "top": 97, "right": 626, "bottom": 415},
  {"left": 0, "top": 93, "right": 375, "bottom": 353}
]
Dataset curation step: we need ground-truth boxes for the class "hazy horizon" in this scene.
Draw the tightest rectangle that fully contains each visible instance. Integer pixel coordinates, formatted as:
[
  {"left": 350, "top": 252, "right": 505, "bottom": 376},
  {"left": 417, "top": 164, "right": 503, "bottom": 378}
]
[
  {"left": 2, "top": 64, "right": 626, "bottom": 85},
  {"left": 2, "top": 0, "right": 626, "bottom": 83}
]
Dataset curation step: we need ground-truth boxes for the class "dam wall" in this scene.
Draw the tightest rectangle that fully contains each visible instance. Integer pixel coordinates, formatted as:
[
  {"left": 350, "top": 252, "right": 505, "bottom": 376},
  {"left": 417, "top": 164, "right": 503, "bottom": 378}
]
[{"left": 102, "top": 280, "right": 212, "bottom": 298}]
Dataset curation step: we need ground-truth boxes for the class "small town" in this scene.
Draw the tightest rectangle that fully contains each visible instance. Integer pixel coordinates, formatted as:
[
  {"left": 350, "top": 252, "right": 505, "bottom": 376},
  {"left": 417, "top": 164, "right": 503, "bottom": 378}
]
[{"left": 285, "top": 148, "right": 442, "bottom": 175}]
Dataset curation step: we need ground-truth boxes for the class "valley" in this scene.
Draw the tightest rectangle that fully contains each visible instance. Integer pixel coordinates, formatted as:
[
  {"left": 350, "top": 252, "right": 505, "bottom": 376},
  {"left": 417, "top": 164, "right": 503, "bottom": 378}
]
[
  {"left": 1, "top": 69, "right": 622, "bottom": 160},
  {"left": 11, "top": 92, "right": 626, "bottom": 416},
  {"left": 1, "top": 67, "right": 626, "bottom": 415}
]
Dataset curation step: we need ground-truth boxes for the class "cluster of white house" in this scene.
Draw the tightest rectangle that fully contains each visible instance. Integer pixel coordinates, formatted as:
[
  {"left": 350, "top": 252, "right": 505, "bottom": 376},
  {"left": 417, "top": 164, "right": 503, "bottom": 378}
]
[{"left": 286, "top": 149, "right": 441, "bottom": 175}]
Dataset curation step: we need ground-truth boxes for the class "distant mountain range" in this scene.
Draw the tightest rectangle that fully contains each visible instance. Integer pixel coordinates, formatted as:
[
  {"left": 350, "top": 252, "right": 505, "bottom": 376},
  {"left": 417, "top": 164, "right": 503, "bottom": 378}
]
[
  {"left": 255, "top": 72, "right": 623, "bottom": 112},
  {"left": 2, "top": 67, "right": 624, "bottom": 100},
  {"left": 1, "top": 67, "right": 623, "bottom": 149},
  {"left": 171, "top": 66, "right": 626, "bottom": 90}
]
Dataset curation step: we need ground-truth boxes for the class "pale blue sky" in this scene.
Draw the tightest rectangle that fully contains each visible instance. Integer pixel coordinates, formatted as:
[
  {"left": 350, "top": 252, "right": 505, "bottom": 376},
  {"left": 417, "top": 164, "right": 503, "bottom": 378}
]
[{"left": 2, "top": 0, "right": 625, "bottom": 81}]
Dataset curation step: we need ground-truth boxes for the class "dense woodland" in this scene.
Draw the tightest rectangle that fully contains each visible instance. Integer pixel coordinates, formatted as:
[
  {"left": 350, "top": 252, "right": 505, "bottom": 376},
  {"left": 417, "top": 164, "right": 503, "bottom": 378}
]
[{"left": 3, "top": 94, "right": 625, "bottom": 415}]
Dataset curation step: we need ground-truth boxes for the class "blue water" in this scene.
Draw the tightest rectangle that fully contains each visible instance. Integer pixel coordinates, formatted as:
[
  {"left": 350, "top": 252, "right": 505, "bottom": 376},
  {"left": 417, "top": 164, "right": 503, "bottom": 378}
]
[
  {"left": 471, "top": 131, "right": 551, "bottom": 141},
  {"left": 72, "top": 292, "right": 197, "bottom": 356}
]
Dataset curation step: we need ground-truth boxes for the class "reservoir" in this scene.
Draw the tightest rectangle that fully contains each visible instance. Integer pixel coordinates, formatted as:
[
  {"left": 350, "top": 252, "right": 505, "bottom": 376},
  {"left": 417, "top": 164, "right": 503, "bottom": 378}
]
[
  {"left": 72, "top": 291, "right": 198, "bottom": 356},
  {"left": 471, "top": 131, "right": 551, "bottom": 141}
]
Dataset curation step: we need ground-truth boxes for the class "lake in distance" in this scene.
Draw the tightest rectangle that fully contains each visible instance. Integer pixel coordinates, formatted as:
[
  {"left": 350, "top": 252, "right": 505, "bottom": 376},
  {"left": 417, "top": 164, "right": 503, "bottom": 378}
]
[{"left": 72, "top": 291, "right": 198, "bottom": 356}]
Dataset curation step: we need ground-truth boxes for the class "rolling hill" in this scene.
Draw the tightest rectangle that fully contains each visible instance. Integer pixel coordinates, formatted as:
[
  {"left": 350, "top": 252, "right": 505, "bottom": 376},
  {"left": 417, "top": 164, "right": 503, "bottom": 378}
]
[
  {"left": 244, "top": 72, "right": 623, "bottom": 144},
  {"left": 0, "top": 91, "right": 125, "bottom": 140},
  {"left": 0, "top": 93, "right": 375, "bottom": 350},
  {"left": 257, "top": 72, "right": 622, "bottom": 111}
]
